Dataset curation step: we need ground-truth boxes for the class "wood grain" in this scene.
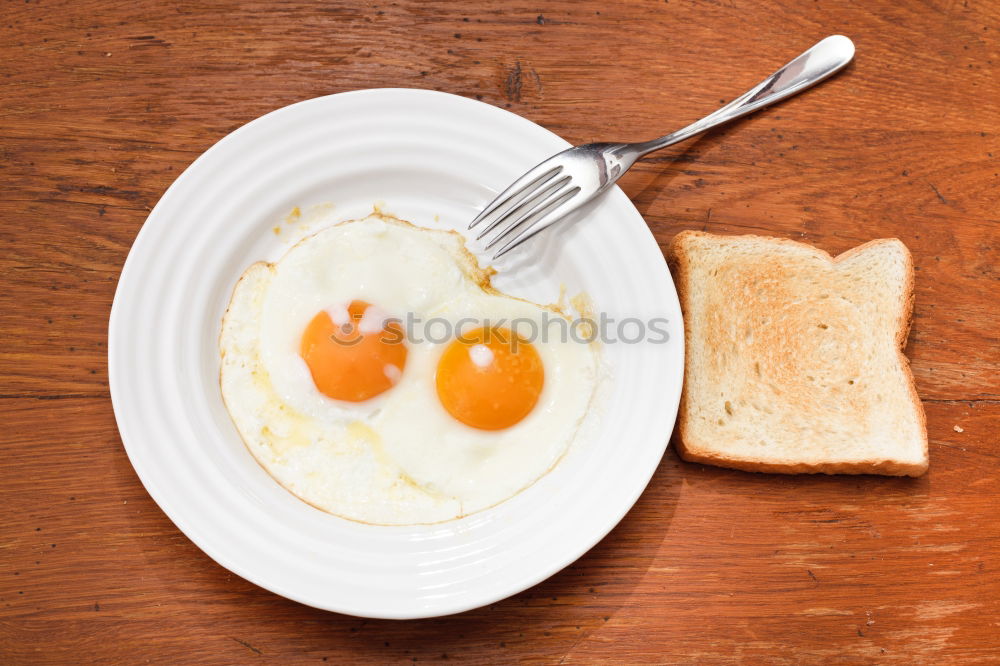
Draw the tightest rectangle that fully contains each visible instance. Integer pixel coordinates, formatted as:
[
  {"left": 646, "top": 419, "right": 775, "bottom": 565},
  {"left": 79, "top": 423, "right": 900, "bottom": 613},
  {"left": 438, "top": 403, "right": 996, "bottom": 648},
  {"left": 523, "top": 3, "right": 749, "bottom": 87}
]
[{"left": 1, "top": 0, "right": 998, "bottom": 663}]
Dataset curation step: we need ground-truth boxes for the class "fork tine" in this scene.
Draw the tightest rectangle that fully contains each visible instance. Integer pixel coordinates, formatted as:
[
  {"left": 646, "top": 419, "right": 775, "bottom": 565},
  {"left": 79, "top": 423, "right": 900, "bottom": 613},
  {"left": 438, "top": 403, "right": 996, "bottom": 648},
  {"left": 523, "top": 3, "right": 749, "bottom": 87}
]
[
  {"left": 492, "top": 187, "right": 582, "bottom": 259},
  {"left": 468, "top": 164, "right": 563, "bottom": 230},
  {"left": 475, "top": 175, "right": 571, "bottom": 241},
  {"left": 482, "top": 183, "right": 574, "bottom": 250},
  {"left": 483, "top": 184, "right": 580, "bottom": 251}
]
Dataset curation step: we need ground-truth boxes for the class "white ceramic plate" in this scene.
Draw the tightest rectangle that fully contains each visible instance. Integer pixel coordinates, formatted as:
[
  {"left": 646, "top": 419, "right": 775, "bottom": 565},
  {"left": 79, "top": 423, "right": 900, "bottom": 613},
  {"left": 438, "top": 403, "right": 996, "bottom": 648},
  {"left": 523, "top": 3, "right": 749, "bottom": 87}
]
[{"left": 109, "top": 88, "right": 683, "bottom": 619}]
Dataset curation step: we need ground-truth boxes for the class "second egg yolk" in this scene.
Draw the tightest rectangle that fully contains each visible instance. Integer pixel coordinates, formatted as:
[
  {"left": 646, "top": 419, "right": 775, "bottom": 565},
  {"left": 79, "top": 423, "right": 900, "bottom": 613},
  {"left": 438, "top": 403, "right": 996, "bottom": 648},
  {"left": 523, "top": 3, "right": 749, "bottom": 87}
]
[
  {"left": 435, "top": 326, "right": 544, "bottom": 431},
  {"left": 299, "top": 300, "right": 407, "bottom": 402}
]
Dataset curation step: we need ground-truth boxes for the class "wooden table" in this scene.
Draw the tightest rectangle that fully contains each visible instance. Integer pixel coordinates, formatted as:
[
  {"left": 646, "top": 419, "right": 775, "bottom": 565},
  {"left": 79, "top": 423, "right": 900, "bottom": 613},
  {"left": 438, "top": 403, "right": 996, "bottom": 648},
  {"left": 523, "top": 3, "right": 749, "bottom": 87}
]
[{"left": 2, "top": 1, "right": 998, "bottom": 662}]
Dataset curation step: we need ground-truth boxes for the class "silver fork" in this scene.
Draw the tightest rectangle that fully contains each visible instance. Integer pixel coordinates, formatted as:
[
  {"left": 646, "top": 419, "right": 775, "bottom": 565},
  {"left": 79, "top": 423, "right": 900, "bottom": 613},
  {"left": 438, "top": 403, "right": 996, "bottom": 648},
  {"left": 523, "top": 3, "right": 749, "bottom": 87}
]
[{"left": 471, "top": 35, "right": 855, "bottom": 259}]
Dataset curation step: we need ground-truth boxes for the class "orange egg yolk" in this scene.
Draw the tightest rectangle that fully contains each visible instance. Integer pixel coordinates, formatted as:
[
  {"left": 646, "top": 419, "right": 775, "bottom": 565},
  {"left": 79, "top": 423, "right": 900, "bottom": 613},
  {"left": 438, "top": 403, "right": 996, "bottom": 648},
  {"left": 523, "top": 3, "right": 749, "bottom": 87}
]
[
  {"left": 299, "top": 300, "right": 407, "bottom": 402},
  {"left": 435, "top": 326, "right": 544, "bottom": 430}
]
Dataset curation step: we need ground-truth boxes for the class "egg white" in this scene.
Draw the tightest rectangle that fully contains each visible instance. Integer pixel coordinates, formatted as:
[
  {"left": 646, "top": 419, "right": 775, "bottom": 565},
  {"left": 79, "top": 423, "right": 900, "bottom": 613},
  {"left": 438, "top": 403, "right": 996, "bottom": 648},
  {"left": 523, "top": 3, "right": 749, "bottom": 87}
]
[{"left": 220, "top": 213, "right": 599, "bottom": 525}]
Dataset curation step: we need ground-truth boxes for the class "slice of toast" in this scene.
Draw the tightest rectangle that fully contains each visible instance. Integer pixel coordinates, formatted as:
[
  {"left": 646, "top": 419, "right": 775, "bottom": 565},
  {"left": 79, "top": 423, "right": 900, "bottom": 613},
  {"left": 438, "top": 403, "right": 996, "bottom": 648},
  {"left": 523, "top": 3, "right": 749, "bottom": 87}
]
[{"left": 667, "top": 231, "right": 927, "bottom": 477}]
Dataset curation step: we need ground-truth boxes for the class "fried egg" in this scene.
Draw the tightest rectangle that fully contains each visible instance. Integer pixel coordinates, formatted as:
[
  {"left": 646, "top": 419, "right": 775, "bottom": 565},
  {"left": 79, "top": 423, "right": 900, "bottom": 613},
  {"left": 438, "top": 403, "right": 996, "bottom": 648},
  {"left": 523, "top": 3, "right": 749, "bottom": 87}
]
[{"left": 220, "top": 213, "right": 599, "bottom": 525}]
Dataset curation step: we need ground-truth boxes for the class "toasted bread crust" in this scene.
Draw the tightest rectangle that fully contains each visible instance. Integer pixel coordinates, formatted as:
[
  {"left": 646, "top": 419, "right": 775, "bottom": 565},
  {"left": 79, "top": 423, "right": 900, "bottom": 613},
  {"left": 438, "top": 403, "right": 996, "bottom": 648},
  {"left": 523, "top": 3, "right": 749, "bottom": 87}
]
[{"left": 667, "top": 231, "right": 928, "bottom": 477}]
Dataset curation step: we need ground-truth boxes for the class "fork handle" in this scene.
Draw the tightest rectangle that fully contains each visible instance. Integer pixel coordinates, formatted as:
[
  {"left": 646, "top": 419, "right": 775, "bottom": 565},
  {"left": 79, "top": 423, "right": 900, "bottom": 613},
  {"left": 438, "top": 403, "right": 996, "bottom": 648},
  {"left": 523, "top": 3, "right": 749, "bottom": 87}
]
[{"left": 633, "top": 35, "right": 855, "bottom": 156}]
